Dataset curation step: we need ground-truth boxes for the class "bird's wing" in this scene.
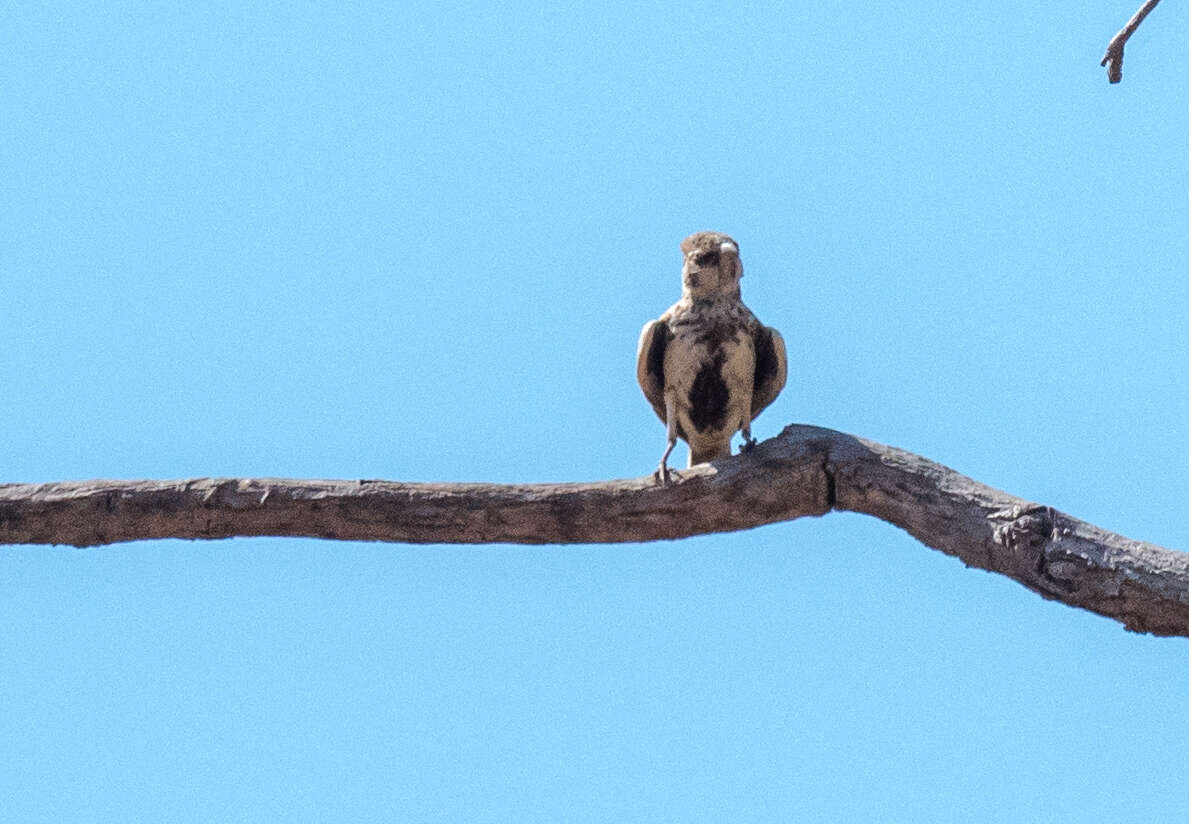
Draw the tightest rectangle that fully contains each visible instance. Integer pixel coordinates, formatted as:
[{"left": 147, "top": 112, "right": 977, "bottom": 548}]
[
  {"left": 751, "top": 325, "right": 787, "bottom": 419},
  {"left": 636, "top": 319, "right": 669, "bottom": 423}
]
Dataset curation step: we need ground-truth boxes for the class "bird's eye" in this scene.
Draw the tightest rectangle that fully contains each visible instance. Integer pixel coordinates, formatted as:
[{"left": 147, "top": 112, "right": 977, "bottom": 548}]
[{"left": 693, "top": 250, "right": 720, "bottom": 267}]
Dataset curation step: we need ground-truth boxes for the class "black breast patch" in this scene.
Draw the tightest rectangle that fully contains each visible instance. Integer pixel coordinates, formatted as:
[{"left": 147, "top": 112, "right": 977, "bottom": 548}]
[{"left": 688, "top": 350, "right": 729, "bottom": 433}]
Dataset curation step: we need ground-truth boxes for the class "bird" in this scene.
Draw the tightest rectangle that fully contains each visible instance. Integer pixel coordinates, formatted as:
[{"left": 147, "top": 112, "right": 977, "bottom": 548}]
[{"left": 636, "top": 231, "right": 787, "bottom": 483}]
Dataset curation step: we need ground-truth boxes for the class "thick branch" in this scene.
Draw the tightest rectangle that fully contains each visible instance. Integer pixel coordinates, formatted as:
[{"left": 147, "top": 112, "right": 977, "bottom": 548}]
[
  {"left": 2, "top": 425, "right": 1187, "bottom": 636},
  {"left": 1102, "top": 0, "right": 1162, "bottom": 83}
]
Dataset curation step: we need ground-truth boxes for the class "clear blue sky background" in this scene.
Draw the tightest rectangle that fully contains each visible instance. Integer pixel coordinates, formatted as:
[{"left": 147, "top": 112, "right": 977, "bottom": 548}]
[{"left": 3, "top": 2, "right": 1188, "bottom": 821}]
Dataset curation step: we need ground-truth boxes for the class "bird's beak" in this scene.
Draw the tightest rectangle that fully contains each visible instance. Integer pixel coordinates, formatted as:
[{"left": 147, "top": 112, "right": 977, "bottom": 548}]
[{"left": 720, "top": 240, "right": 740, "bottom": 278}]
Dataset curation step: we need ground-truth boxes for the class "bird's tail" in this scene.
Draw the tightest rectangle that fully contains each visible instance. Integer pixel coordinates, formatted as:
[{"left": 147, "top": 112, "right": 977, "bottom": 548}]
[{"left": 688, "top": 443, "right": 732, "bottom": 467}]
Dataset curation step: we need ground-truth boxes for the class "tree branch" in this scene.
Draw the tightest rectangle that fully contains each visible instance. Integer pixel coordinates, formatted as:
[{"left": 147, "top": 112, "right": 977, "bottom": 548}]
[
  {"left": 2, "top": 424, "right": 1187, "bottom": 636},
  {"left": 1102, "top": 0, "right": 1162, "bottom": 83}
]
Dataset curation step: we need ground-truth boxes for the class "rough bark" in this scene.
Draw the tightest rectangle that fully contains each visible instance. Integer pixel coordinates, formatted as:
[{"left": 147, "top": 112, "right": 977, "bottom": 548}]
[
  {"left": 2, "top": 424, "right": 1187, "bottom": 636},
  {"left": 1102, "top": 0, "right": 1162, "bottom": 83}
]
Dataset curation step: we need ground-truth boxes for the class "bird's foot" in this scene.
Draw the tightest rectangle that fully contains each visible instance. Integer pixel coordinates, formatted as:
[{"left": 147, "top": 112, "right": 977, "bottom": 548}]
[
  {"left": 739, "top": 434, "right": 758, "bottom": 454},
  {"left": 653, "top": 463, "right": 672, "bottom": 486}
]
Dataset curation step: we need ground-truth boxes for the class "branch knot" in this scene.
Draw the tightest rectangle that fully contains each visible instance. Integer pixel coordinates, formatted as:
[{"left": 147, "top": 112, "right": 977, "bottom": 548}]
[{"left": 992, "top": 504, "right": 1055, "bottom": 554}]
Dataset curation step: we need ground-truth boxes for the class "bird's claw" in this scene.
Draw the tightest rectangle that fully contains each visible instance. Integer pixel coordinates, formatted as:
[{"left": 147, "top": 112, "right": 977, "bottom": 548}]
[
  {"left": 740, "top": 435, "right": 757, "bottom": 454},
  {"left": 654, "top": 464, "right": 672, "bottom": 486}
]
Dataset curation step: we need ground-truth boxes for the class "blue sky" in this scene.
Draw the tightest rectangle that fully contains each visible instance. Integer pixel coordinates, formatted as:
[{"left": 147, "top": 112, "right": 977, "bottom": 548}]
[{"left": 3, "top": 2, "right": 1188, "bottom": 821}]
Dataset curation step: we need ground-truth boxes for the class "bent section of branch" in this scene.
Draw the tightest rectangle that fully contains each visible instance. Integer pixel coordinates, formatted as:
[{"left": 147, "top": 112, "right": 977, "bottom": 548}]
[
  {"left": 2, "top": 425, "right": 1187, "bottom": 636},
  {"left": 1102, "top": 0, "right": 1162, "bottom": 83}
]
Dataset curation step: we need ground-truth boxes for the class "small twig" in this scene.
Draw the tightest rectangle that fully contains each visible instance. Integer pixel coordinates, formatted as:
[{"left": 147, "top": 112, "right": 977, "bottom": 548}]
[{"left": 1102, "top": 0, "right": 1162, "bottom": 83}]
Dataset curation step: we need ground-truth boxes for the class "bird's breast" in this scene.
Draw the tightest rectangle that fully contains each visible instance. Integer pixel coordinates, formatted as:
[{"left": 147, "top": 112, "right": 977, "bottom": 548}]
[{"left": 663, "top": 307, "right": 757, "bottom": 437}]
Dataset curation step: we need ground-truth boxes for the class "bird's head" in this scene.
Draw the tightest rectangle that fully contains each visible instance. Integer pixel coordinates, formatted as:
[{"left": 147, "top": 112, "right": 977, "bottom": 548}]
[{"left": 680, "top": 231, "right": 742, "bottom": 300}]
